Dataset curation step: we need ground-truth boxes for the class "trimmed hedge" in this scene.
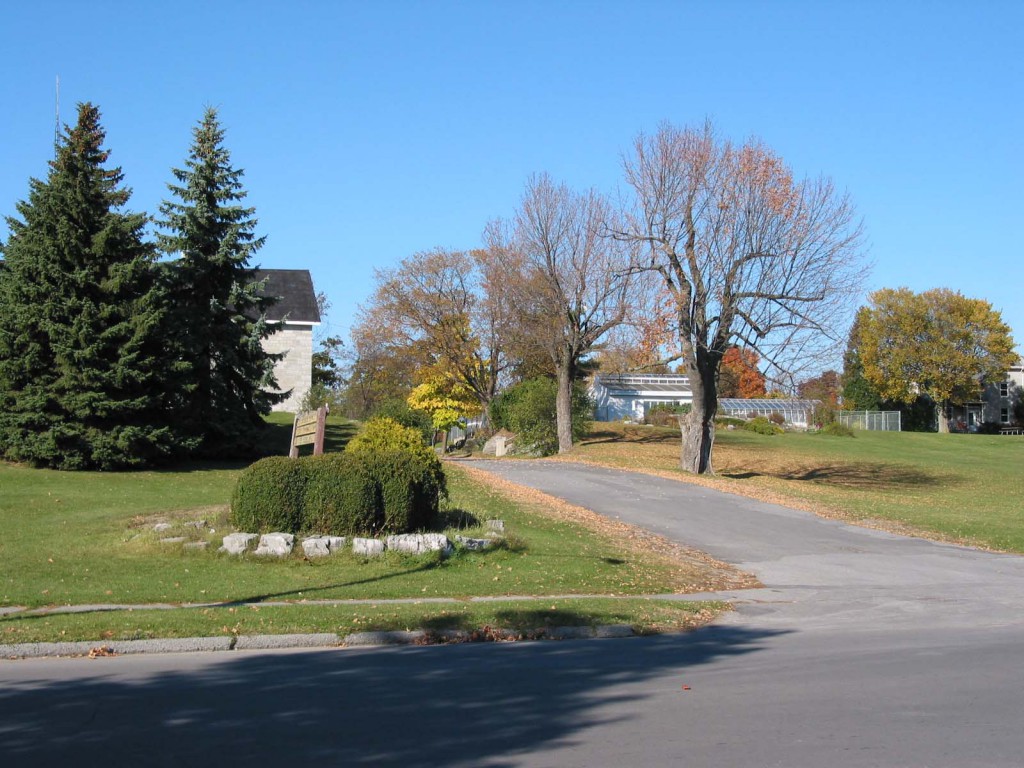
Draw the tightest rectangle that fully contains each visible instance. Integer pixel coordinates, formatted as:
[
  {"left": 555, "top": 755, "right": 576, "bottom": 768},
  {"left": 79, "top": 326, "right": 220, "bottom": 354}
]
[
  {"left": 303, "top": 453, "right": 379, "bottom": 535},
  {"left": 357, "top": 448, "right": 446, "bottom": 533},
  {"left": 230, "top": 417, "right": 447, "bottom": 538},
  {"left": 346, "top": 417, "right": 446, "bottom": 533},
  {"left": 229, "top": 456, "right": 307, "bottom": 533}
]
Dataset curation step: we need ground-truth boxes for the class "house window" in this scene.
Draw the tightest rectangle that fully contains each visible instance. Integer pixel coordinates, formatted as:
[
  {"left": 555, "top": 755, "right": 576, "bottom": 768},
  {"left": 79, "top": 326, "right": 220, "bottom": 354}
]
[
  {"left": 998, "top": 382, "right": 1010, "bottom": 398},
  {"left": 1001, "top": 408, "right": 1010, "bottom": 424}
]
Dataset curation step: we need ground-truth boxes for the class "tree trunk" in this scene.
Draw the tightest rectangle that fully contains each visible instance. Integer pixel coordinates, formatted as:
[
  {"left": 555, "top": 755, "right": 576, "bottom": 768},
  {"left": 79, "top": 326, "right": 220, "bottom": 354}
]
[
  {"left": 937, "top": 401, "right": 950, "bottom": 433},
  {"left": 679, "top": 351, "right": 718, "bottom": 474},
  {"left": 556, "top": 354, "right": 575, "bottom": 454}
]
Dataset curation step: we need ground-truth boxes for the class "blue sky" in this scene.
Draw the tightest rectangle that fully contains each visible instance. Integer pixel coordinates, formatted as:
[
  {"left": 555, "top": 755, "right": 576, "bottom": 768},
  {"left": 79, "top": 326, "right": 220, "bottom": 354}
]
[{"left": 2, "top": 0, "right": 1021, "bottom": 358}]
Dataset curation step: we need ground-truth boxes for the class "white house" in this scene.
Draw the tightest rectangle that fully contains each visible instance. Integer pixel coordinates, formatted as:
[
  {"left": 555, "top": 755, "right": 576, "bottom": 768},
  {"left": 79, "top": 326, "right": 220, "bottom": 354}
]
[
  {"left": 254, "top": 269, "right": 321, "bottom": 412},
  {"left": 590, "top": 374, "right": 693, "bottom": 421},
  {"left": 590, "top": 373, "right": 820, "bottom": 427}
]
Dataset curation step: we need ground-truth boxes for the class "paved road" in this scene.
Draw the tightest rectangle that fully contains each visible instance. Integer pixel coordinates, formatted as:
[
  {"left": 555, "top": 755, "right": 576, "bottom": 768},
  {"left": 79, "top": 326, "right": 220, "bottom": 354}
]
[{"left": 2, "top": 460, "right": 1023, "bottom": 767}]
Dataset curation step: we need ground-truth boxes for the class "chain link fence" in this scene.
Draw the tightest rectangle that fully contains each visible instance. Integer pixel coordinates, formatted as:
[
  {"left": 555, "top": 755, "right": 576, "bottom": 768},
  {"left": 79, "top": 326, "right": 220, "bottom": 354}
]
[{"left": 838, "top": 410, "right": 902, "bottom": 431}]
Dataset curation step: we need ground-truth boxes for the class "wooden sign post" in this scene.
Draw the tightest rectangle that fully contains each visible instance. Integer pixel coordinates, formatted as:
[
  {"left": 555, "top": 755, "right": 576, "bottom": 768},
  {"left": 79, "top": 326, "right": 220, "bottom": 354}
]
[{"left": 289, "top": 404, "right": 329, "bottom": 458}]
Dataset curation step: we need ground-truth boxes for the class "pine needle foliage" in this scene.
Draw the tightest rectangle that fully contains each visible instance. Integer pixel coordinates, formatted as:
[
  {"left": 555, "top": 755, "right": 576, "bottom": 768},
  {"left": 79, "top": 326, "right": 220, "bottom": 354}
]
[
  {"left": 158, "top": 108, "right": 284, "bottom": 455},
  {"left": 0, "top": 103, "right": 191, "bottom": 469}
]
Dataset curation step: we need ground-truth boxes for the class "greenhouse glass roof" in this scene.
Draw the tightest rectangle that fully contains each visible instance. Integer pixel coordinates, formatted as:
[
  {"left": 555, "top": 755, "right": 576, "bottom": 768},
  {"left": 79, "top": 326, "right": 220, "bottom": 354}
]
[{"left": 718, "top": 398, "right": 820, "bottom": 415}]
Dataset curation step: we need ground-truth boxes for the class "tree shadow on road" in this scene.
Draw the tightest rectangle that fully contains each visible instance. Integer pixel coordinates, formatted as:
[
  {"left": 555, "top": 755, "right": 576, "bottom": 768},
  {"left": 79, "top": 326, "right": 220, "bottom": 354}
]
[{"left": 0, "top": 624, "right": 788, "bottom": 767}]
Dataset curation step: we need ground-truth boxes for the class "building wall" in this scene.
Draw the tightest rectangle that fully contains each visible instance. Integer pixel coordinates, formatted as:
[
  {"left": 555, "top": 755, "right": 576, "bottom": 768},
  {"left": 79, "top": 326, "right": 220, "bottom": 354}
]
[
  {"left": 262, "top": 323, "right": 314, "bottom": 412},
  {"left": 982, "top": 364, "right": 1024, "bottom": 425},
  {"left": 590, "top": 375, "right": 693, "bottom": 422}
]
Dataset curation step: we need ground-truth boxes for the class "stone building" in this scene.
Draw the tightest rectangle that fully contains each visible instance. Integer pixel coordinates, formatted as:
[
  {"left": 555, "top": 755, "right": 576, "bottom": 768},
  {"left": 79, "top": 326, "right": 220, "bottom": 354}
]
[{"left": 255, "top": 269, "right": 321, "bottom": 412}]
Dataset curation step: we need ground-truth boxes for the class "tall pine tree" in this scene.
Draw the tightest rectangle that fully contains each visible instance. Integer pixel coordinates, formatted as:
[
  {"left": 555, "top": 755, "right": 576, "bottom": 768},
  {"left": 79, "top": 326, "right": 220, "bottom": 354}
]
[
  {"left": 158, "top": 108, "right": 283, "bottom": 454},
  {"left": 0, "top": 103, "right": 190, "bottom": 469}
]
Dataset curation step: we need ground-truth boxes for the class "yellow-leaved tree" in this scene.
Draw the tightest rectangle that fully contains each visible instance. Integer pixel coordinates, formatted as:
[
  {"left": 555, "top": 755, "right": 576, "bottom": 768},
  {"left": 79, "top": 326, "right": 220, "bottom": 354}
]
[
  {"left": 857, "top": 288, "right": 1016, "bottom": 432},
  {"left": 407, "top": 375, "right": 479, "bottom": 439}
]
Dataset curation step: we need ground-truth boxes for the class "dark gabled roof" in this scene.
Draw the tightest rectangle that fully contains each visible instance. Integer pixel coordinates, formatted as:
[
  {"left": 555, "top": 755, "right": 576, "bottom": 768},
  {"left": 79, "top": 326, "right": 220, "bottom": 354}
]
[{"left": 253, "top": 269, "right": 321, "bottom": 324}]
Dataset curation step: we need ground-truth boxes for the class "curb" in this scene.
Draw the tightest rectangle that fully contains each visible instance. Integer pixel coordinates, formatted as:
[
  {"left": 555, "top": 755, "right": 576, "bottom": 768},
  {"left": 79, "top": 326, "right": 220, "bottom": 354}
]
[{"left": 0, "top": 624, "right": 637, "bottom": 660}]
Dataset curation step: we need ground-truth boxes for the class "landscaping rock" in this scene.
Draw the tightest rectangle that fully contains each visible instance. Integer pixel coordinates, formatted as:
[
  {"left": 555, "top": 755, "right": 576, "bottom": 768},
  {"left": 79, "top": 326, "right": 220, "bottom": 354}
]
[
  {"left": 481, "top": 430, "right": 515, "bottom": 456},
  {"left": 183, "top": 541, "right": 209, "bottom": 551},
  {"left": 220, "top": 532, "right": 259, "bottom": 555},
  {"left": 153, "top": 523, "right": 173, "bottom": 532},
  {"left": 254, "top": 533, "right": 295, "bottom": 557},
  {"left": 485, "top": 519, "right": 505, "bottom": 534},
  {"left": 159, "top": 536, "right": 186, "bottom": 544},
  {"left": 185, "top": 520, "right": 209, "bottom": 530},
  {"left": 352, "top": 538, "right": 386, "bottom": 557},
  {"left": 326, "top": 536, "right": 347, "bottom": 551},
  {"left": 455, "top": 535, "right": 495, "bottom": 551},
  {"left": 386, "top": 533, "right": 453, "bottom": 556},
  {"left": 301, "top": 537, "right": 331, "bottom": 558}
]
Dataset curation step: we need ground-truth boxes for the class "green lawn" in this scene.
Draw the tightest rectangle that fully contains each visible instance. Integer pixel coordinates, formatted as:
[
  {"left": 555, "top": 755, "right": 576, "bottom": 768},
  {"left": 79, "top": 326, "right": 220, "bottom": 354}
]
[
  {"left": 0, "top": 421, "right": 734, "bottom": 643},
  {"left": 0, "top": 598, "right": 721, "bottom": 645},
  {"left": 574, "top": 423, "right": 1024, "bottom": 552}
]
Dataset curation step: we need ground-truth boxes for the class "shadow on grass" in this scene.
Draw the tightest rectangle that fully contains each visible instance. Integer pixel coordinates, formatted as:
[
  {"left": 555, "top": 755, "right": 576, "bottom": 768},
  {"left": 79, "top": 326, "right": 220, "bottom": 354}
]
[
  {"left": 196, "top": 557, "right": 444, "bottom": 607},
  {"left": 582, "top": 427, "right": 680, "bottom": 446},
  {"left": 436, "top": 507, "right": 482, "bottom": 530},
  {"left": 0, "top": 623, "right": 789, "bottom": 766},
  {"left": 722, "top": 461, "right": 949, "bottom": 490}
]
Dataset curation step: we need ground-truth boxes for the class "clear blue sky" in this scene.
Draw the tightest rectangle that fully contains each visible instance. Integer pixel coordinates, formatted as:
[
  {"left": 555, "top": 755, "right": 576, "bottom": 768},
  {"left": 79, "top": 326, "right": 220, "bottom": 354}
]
[{"left": 3, "top": 0, "right": 1021, "bottom": 358}]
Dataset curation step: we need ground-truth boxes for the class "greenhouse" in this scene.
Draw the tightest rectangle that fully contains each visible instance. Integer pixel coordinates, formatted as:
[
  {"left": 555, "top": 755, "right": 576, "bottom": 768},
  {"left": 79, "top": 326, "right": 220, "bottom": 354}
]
[{"left": 718, "top": 398, "right": 820, "bottom": 428}]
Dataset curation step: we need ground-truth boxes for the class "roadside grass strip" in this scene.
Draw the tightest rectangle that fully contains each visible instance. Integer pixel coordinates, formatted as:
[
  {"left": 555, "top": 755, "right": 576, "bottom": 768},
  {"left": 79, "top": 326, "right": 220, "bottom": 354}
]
[
  {"left": 0, "top": 597, "right": 725, "bottom": 646},
  {"left": 0, "top": 456, "right": 743, "bottom": 645}
]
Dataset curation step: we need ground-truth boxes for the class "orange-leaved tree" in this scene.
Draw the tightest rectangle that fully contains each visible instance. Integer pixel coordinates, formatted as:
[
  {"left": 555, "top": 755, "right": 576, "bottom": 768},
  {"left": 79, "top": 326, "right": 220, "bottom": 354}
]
[{"left": 718, "top": 347, "right": 767, "bottom": 398}]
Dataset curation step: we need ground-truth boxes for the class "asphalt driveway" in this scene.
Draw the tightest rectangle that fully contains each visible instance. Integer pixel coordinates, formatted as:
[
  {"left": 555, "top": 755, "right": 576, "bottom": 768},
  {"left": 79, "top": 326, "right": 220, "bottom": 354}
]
[{"left": 465, "top": 460, "right": 1024, "bottom": 633}]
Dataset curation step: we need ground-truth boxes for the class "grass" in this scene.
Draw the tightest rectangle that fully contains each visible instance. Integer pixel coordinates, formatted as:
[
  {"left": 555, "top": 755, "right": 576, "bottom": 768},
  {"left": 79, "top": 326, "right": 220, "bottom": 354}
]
[
  {"left": 0, "top": 598, "right": 722, "bottom": 645},
  {"left": 0, "top": 419, "right": 736, "bottom": 642},
  {"left": 573, "top": 422, "right": 1024, "bottom": 552}
]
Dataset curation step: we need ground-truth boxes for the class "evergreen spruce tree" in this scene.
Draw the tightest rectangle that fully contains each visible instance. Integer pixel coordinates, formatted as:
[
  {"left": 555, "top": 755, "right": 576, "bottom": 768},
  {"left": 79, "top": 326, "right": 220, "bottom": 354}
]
[
  {"left": 158, "top": 108, "right": 284, "bottom": 454},
  {"left": 0, "top": 103, "right": 190, "bottom": 469}
]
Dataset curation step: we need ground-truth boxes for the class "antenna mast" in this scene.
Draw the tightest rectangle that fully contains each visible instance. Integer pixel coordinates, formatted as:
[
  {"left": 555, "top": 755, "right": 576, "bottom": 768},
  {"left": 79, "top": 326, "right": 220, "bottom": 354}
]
[{"left": 54, "top": 75, "right": 60, "bottom": 157}]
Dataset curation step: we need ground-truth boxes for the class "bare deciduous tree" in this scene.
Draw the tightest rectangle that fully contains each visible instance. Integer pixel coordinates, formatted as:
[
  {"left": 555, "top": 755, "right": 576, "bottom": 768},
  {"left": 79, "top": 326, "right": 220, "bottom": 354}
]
[
  {"left": 488, "top": 174, "right": 634, "bottom": 453},
  {"left": 617, "top": 121, "right": 865, "bottom": 473},
  {"left": 356, "top": 247, "right": 513, "bottom": 418}
]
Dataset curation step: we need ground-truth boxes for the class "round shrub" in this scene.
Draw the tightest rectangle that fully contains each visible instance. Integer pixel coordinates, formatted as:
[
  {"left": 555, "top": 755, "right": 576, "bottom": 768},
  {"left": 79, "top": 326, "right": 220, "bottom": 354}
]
[
  {"left": 346, "top": 417, "right": 434, "bottom": 459},
  {"left": 821, "top": 422, "right": 855, "bottom": 437},
  {"left": 768, "top": 411, "right": 785, "bottom": 426},
  {"left": 492, "top": 377, "right": 592, "bottom": 456},
  {"left": 370, "top": 400, "right": 434, "bottom": 443},
  {"left": 715, "top": 416, "right": 747, "bottom": 428},
  {"left": 742, "top": 416, "right": 784, "bottom": 436},
  {"left": 303, "top": 453, "right": 380, "bottom": 535},
  {"left": 644, "top": 403, "right": 691, "bottom": 427},
  {"left": 230, "top": 456, "right": 307, "bottom": 533}
]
